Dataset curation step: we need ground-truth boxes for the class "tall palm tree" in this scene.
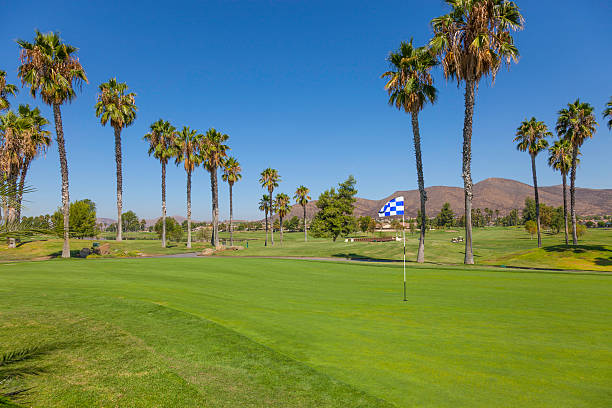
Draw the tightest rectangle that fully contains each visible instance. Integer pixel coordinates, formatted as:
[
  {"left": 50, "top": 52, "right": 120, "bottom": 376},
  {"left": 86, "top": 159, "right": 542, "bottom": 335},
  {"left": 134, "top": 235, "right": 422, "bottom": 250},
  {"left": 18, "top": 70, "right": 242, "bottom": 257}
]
[
  {"left": 430, "top": 0, "right": 524, "bottom": 264},
  {"left": 259, "top": 168, "right": 280, "bottom": 246},
  {"left": 294, "top": 185, "right": 310, "bottom": 242},
  {"left": 556, "top": 99, "right": 598, "bottom": 244},
  {"left": 94, "top": 78, "right": 137, "bottom": 241},
  {"left": 604, "top": 97, "right": 612, "bottom": 130},
  {"left": 16, "top": 104, "right": 51, "bottom": 220},
  {"left": 514, "top": 117, "right": 550, "bottom": 248},
  {"left": 0, "top": 111, "right": 28, "bottom": 223},
  {"left": 382, "top": 39, "right": 437, "bottom": 263},
  {"left": 0, "top": 70, "right": 18, "bottom": 112},
  {"left": 17, "top": 30, "right": 88, "bottom": 258},
  {"left": 274, "top": 193, "right": 290, "bottom": 245},
  {"left": 222, "top": 156, "right": 242, "bottom": 246},
  {"left": 201, "top": 128, "right": 229, "bottom": 247},
  {"left": 259, "top": 194, "right": 270, "bottom": 241},
  {"left": 548, "top": 139, "right": 574, "bottom": 245},
  {"left": 173, "top": 127, "right": 202, "bottom": 249},
  {"left": 144, "top": 119, "right": 176, "bottom": 248}
]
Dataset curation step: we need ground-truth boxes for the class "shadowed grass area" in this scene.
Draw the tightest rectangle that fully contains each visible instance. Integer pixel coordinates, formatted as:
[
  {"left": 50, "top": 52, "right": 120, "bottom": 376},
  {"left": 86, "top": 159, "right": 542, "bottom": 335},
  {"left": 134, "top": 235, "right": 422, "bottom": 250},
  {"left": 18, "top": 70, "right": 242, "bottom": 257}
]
[{"left": 1, "top": 257, "right": 610, "bottom": 407}]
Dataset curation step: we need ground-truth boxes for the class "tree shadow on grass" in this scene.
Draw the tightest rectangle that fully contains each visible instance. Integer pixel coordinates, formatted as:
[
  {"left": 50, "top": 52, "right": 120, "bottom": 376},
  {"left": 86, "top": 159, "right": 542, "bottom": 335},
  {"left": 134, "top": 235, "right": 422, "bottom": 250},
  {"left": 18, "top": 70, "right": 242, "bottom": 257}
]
[
  {"left": 49, "top": 249, "right": 81, "bottom": 258},
  {"left": 542, "top": 244, "right": 612, "bottom": 254},
  {"left": 331, "top": 253, "right": 399, "bottom": 262},
  {"left": 594, "top": 257, "right": 612, "bottom": 266}
]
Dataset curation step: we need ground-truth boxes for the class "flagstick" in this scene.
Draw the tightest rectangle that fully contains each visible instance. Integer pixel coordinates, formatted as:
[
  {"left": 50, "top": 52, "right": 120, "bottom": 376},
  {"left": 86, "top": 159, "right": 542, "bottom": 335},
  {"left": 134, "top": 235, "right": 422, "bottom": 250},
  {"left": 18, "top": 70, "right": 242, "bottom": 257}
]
[{"left": 402, "top": 213, "right": 406, "bottom": 302}]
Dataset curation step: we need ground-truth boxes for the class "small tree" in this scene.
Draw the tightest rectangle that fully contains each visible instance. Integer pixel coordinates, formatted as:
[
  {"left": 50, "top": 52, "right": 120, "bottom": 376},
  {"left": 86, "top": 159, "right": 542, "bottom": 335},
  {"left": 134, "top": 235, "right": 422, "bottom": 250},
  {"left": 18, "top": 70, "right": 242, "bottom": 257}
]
[
  {"left": 524, "top": 220, "right": 537, "bottom": 239},
  {"left": 52, "top": 199, "right": 97, "bottom": 238}
]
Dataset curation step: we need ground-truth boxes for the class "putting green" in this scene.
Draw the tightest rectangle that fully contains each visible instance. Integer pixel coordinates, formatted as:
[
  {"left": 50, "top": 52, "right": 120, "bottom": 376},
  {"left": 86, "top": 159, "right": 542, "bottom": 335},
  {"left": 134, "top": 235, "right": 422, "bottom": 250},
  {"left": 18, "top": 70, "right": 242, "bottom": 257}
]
[{"left": 1, "top": 257, "right": 610, "bottom": 407}]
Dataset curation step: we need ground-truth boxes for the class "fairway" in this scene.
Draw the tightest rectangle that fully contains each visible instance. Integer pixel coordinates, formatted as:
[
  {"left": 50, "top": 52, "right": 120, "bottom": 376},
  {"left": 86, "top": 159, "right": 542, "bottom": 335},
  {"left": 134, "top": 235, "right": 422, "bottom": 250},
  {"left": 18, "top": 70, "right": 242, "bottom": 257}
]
[{"left": 1, "top": 258, "right": 610, "bottom": 407}]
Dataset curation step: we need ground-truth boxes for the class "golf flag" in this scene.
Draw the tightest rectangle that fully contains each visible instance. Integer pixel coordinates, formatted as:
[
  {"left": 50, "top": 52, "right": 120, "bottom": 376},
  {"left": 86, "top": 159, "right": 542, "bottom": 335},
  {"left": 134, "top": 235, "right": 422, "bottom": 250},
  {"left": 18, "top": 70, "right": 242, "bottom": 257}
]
[{"left": 378, "top": 196, "right": 404, "bottom": 217}]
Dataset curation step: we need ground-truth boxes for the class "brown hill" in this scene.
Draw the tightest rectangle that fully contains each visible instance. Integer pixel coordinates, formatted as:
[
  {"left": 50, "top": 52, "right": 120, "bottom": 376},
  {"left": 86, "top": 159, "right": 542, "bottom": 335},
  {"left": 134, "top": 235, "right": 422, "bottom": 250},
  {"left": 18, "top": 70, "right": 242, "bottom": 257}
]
[{"left": 272, "top": 178, "right": 612, "bottom": 221}]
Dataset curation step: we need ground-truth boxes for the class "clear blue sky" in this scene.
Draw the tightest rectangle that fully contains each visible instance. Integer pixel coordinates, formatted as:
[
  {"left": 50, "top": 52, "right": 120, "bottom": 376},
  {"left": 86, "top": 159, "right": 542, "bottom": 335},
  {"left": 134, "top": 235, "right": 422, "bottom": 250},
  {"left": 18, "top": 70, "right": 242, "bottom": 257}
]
[{"left": 2, "top": 0, "right": 611, "bottom": 221}]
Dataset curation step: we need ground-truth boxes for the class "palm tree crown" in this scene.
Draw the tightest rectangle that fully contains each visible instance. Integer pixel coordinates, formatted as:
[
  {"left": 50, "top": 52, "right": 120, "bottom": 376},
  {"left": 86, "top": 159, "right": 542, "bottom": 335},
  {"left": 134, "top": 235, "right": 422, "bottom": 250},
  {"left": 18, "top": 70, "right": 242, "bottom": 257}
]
[
  {"left": 548, "top": 139, "right": 574, "bottom": 175},
  {"left": 201, "top": 128, "right": 230, "bottom": 171},
  {"left": 514, "top": 117, "right": 551, "bottom": 155},
  {"left": 222, "top": 157, "right": 242, "bottom": 187},
  {"left": 259, "top": 168, "right": 280, "bottom": 195},
  {"left": 294, "top": 186, "right": 310, "bottom": 207},
  {"left": 94, "top": 78, "right": 137, "bottom": 130},
  {"left": 17, "top": 30, "right": 88, "bottom": 105},
  {"left": 0, "top": 70, "right": 18, "bottom": 111},
  {"left": 382, "top": 40, "right": 437, "bottom": 114},
  {"left": 275, "top": 193, "right": 290, "bottom": 218},
  {"left": 556, "top": 99, "right": 598, "bottom": 148},
  {"left": 429, "top": 0, "right": 524, "bottom": 84},
  {"left": 259, "top": 194, "right": 270, "bottom": 213},
  {"left": 144, "top": 120, "right": 176, "bottom": 164},
  {"left": 603, "top": 97, "right": 611, "bottom": 130},
  {"left": 173, "top": 127, "right": 202, "bottom": 172}
]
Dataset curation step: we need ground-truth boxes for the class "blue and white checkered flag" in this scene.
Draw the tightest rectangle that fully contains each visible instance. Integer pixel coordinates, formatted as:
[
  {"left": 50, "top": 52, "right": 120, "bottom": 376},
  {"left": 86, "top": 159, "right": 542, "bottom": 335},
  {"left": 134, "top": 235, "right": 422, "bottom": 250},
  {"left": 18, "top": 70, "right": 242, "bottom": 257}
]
[{"left": 378, "top": 196, "right": 404, "bottom": 217}]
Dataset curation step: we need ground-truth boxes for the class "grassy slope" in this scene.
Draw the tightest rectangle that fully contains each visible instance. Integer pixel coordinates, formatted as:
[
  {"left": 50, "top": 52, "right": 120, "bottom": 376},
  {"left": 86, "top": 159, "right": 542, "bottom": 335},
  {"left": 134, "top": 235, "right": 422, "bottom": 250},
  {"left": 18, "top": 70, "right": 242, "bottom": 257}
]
[
  {"left": 1, "top": 257, "right": 610, "bottom": 407},
  {"left": 218, "top": 228, "right": 612, "bottom": 271}
]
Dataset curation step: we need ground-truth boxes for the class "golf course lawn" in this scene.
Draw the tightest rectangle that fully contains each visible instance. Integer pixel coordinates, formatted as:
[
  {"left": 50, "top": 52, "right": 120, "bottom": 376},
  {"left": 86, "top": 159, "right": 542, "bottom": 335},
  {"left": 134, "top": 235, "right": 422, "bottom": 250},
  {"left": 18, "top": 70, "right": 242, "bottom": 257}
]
[{"left": 1, "top": 257, "right": 610, "bottom": 407}]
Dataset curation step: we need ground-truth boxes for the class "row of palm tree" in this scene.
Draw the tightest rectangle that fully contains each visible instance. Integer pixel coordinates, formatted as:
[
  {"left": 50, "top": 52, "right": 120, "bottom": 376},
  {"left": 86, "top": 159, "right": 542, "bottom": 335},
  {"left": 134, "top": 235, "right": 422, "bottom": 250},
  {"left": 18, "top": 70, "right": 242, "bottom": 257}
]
[
  {"left": 143, "top": 123, "right": 239, "bottom": 248},
  {"left": 257, "top": 171, "right": 311, "bottom": 245}
]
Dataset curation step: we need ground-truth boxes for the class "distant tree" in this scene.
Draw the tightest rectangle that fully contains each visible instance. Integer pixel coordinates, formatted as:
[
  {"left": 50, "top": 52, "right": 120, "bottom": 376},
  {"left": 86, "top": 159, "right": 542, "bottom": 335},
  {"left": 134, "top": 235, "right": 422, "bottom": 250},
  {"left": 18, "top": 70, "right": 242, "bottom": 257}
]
[
  {"left": 522, "top": 198, "right": 536, "bottom": 224},
  {"left": 294, "top": 185, "right": 310, "bottom": 241},
  {"left": 174, "top": 126, "right": 202, "bottom": 249},
  {"left": 436, "top": 202, "right": 455, "bottom": 228},
  {"left": 549, "top": 207, "right": 565, "bottom": 234},
  {"left": 285, "top": 216, "right": 300, "bottom": 231},
  {"left": 259, "top": 194, "right": 270, "bottom": 239},
  {"left": 358, "top": 216, "right": 372, "bottom": 233},
  {"left": 274, "top": 192, "right": 291, "bottom": 244},
  {"left": 557, "top": 99, "right": 598, "bottom": 244},
  {"left": 95, "top": 78, "right": 137, "bottom": 241},
  {"left": 576, "top": 224, "right": 586, "bottom": 238},
  {"left": 509, "top": 209, "right": 520, "bottom": 226},
  {"left": 201, "top": 128, "right": 230, "bottom": 247},
  {"left": 18, "top": 30, "right": 88, "bottom": 258},
  {"left": 260, "top": 168, "right": 280, "bottom": 246},
  {"left": 52, "top": 199, "right": 97, "bottom": 238},
  {"left": 368, "top": 217, "right": 377, "bottom": 234},
  {"left": 154, "top": 217, "right": 183, "bottom": 242},
  {"left": 430, "top": 1, "right": 524, "bottom": 264},
  {"left": 121, "top": 210, "right": 140, "bottom": 232},
  {"left": 140, "top": 219, "right": 146, "bottom": 231},
  {"left": 222, "top": 156, "right": 241, "bottom": 246},
  {"left": 144, "top": 119, "right": 176, "bottom": 248},
  {"left": 310, "top": 176, "right": 357, "bottom": 241},
  {"left": 524, "top": 220, "right": 537, "bottom": 239}
]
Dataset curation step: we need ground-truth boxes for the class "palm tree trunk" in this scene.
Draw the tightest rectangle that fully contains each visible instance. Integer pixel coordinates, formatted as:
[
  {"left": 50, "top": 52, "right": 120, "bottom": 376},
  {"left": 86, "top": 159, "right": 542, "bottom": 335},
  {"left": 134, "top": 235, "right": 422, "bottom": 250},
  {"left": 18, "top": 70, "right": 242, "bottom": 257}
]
[
  {"left": 229, "top": 182, "right": 233, "bottom": 246},
  {"left": 187, "top": 170, "right": 192, "bottom": 249},
  {"left": 269, "top": 192, "right": 274, "bottom": 245},
  {"left": 265, "top": 209, "right": 269, "bottom": 246},
  {"left": 210, "top": 167, "right": 219, "bottom": 247},
  {"left": 16, "top": 160, "right": 30, "bottom": 222},
  {"left": 161, "top": 161, "right": 167, "bottom": 248},
  {"left": 531, "top": 153, "right": 542, "bottom": 248},
  {"left": 114, "top": 126, "right": 123, "bottom": 241},
  {"left": 411, "top": 111, "right": 427, "bottom": 263},
  {"left": 570, "top": 148, "right": 578, "bottom": 244},
  {"left": 462, "top": 79, "right": 476, "bottom": 264},
  {"left": 303, "top": 204, "right": 307, "bottom": 242},
  {"left": 562, "top": 172, "right": 569, "bottom": 245},
  {"left": 7, "top": 170, "right": 17, "bottom": 224},
  {"left": 52, "top": 103, "right": 70, "bottom": 258}
]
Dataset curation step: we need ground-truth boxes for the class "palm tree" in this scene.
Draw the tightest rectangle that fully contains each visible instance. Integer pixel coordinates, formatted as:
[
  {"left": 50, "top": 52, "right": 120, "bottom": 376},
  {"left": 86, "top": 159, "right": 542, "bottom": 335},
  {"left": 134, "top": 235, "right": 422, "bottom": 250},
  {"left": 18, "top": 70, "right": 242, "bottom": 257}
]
[
  {"left": 259, "top": 194, "right": 270, "bottom": 240},
  {"left": 0, "top": 70, "right": 18, "bottom": 112},
  {"left": 17, "top": 30, "right": 88, "bottom": 258},
  {"left": 294, "top": 185, "right": 310, "bottom": 242},
  {"left": 274, "top": 193, "right": 290, "bottom": 245},
  {"left": 556, "top": 99, "right": 598, "bottom": 244},
  {"left": 144, "top": 119, "right": 176, "bottom": 248},
  {"left": 430, "top": 0, "right": 524, "bottom": 264},
  {"left": 382, "top": 39, "right": 437, "bottom": 263},
  {"left": 604, "top": 97, "right": 612, "bottom": 130},
  {"left": 94, "top": 78, "right": 137, "bottom": 241},
  {"left": 222, "top": 157, "right": 242, "bottom": 246},
  {"left": 16, "top": 104, "right": 51, "bottom": 220},
  {"left": 259, "top": 168, "right": 280, "bottom": 246},
  {"left": 514, "top": 117, "right": 550, "bottom": 248},
  {"left": 201, "top": 128, "right": 229, "bottom": 247},
  {"left": 548, "top": 139, "right": 574, "bottom": 245},
  {"left": 0, "top": 111, "right": 28, "bottom": 223},
  {"left": 173, "top": 127, "right": 202, "bottom": 249}
]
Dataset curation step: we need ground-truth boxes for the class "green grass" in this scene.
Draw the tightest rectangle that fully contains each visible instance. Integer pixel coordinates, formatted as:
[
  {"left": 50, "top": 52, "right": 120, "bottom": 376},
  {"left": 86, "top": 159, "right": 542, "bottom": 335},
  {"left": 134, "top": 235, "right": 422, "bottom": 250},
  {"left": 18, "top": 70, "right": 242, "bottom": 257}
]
[
  {"left": 1, "top": 257, "right": 610, "bottom": 407},
  {"left": 218, "top": 227, "right": 612, "bottom": 271}
]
